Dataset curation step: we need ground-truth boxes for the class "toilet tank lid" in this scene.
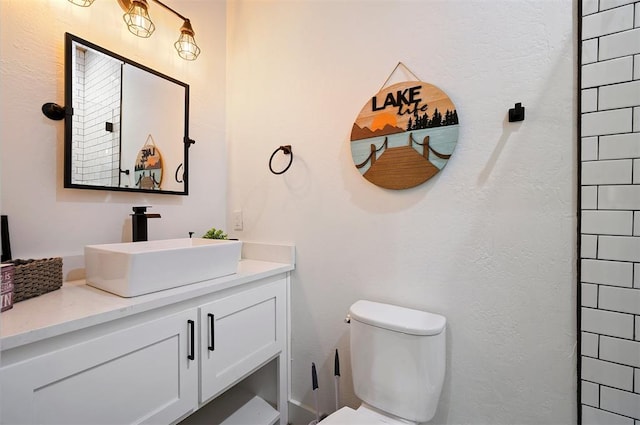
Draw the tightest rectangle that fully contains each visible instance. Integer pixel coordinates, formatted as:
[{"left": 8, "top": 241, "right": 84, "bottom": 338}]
[{"left": 349, "top": 300, "right": 446, "bottom": 336}]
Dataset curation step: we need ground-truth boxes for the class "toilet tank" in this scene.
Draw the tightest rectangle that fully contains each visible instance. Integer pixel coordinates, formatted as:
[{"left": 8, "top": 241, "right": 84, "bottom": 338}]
[{"left": 349, "top": 300, "right": 446, "bottom": 423}]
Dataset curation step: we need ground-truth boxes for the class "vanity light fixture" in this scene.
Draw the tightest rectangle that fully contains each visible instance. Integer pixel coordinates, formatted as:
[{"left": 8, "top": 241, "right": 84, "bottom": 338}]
[
  {"left": 174, "top": 19, "right": 201, "bottom": 61},
  {"left": 68, "top": 0, "right": 201, "bottom": 61},
  {"left": 123, "top": 0, "right": 155, "bottom": 38}
]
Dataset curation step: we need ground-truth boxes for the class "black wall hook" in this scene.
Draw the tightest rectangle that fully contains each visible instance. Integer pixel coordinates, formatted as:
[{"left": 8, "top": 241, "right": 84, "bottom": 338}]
[
  {"left": 269, "top": 145, "right": 293, "bottom": 175},
  {"left": 508, "top": 102, "right": 525, "bottom": 122},
  {"left": 42, "top": 103, "right": 66, "bottom": 120}
]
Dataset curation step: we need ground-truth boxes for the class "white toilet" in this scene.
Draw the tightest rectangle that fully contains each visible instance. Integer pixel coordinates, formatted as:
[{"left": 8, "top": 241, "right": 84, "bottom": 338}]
[{"left": 322, "top": 300, "right": 446, "bottom": 424}]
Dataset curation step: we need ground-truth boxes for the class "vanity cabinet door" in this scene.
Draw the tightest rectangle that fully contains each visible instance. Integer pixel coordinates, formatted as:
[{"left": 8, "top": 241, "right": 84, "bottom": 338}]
[
  {"left": 199, "top": 278, "right": 286, "bottom": 403},
  {"left": 0, "top": 308, "right": 199, "bottom": 425}
]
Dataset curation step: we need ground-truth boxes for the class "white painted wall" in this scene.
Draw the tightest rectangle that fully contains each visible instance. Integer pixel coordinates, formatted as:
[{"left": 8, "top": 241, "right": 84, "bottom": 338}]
[
  {"left": 226, "top": 1, "right": 577, "bottom": 424},
  {"left": 0, "top": 0, "right": 227, "bottom": 261}
]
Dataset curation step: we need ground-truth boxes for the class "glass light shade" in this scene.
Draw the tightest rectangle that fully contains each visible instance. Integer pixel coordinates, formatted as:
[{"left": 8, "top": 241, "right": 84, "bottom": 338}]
[
  {"left": 123, "top": 0, "right": 155, "bottom": 38},
  {"left": 174, "top": 20, "right": 201, "bottom": 61},
  {"left": 68, "top": 0, "right": 95, "bottom": 6}
]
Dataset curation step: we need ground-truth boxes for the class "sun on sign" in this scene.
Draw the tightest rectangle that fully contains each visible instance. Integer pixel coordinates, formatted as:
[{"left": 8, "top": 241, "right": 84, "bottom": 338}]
[{"left": 350, "top": 81, "right": 459, "bottom": 190}]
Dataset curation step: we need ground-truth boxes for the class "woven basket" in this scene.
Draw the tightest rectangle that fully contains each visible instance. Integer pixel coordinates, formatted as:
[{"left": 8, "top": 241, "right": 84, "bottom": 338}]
[{"left": 12, "top": 258, "right": 63, "bottom": 303}]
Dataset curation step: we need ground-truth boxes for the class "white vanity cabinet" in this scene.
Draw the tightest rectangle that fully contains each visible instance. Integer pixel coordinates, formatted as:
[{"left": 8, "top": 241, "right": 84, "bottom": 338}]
[
  {"left": 0, "top": 270, "right": 290, "bottom": 425},
  {"left": 199, "top": 279, "right": 287, "bottom": 404},
  {"left": 0, "top": 308, "right": 199, "bottom": 425}
]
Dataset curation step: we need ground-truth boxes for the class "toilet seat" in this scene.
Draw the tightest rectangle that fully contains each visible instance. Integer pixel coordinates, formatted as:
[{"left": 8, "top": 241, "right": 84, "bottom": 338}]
[{"left": 320, "top": 406, "right": 415, "bottom": 425}]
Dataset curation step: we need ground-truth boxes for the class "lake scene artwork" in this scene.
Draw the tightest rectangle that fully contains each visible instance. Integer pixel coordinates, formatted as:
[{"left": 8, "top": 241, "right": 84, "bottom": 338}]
[{"left": 350, "top": 81, "right": 459, "bottom": 190}]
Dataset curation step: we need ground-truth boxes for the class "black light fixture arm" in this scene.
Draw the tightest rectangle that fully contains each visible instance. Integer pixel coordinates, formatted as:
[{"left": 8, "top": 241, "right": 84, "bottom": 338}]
[
  {"left": 118, "top": 0, "right": 189, "bottom": 23},
  {"left": 150, "top": 0, "right": 188, "bottom": 22}
]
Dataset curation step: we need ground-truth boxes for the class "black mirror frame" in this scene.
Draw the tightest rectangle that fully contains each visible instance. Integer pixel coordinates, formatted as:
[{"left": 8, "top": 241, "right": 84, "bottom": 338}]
[{"left": 63, "top": 33, "right": 190, "bottom": 196}]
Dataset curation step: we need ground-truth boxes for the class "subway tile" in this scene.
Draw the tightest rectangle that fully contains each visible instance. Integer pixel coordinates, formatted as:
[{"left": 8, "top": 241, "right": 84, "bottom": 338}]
[
  {"left": 583, "top": 186, "right": 599, "bottom": 209},
  {"left": 599, "top": 133, "right": 640, "bottom": 159},
  {"left": 636, "top": 55, "right": 640, "bottom": 79},
  {"left": 582, "top": 210, "right": 634, "bottom": 235},
  {"left": 635, "top": 160, "right": 640, "bottom": 183},
  {"left": 583, "top": 136, "right": 599, "bottom": 160},
  {"left": 583, "top": 89, "right": 599, "bottom": 112},
  {"left": 582, "top": 234, "right": 599, "bottom": 258},
  {"left": 583, "top": 283, "right": 599, "bottom": 307},
  {"left": 635, "top": 211, "right": 640, "bottom": 235},
  {"left": 598, "top": 185, "right": 640, "bottom": 209},
  {"left": 582, "top": 259, "right": 634, "bottom": 287},
  {"left": 583, "top": 39, "right": 599, "bottom": 64},
  {"left": 582, "top": 159, "right": 633, "bottom": 184},
  {"left": 582, "top": 356, "right": 634, "bottom": 390},
  {"left": 582, "top": 0, "right": 599, "bottom": 15},
  {"left": 582, "top": 307, "right": 635, "bottom": 338},
  {"left": 599, "top": 80, "right": 640, "bottom": 110},
  {"left": 583, "top": 5, "right": 634, "bottom": 39},
  {"left": 582, "top": 380, "right": 600, "bottom": 407},
  {"left": 600, "top": 0, "right": 636, "bottom": 9},
  {"left": 636, "top": 368, "right": 639, "bottom": 392},
  {"left": 637, "top": 2, "right": 640, "bottom": 28},
  {"left": 635, "top": 107, "right": 640, "bottom": 132},
  {"left": 635, "top": 263, "right": 640, "bottom": 288},
  {"left": 583, "top": 331, "right": 600, "bottom": 357},
  {"left": 636, "top": 316, "right": 640, "bottom": 340},
  {"left": 600, "top": 28, "right": 640, "bottom": 61},
  {"left": 582, "top": 405, "right": 634, "bottom": 425},
  {"left": 598, "top": 235, "right": 640, "bottom": 261},
  {"left": 582, "top": 57, "right": 634, "bottom": 88},
  {"left": 582, "top": 109, "right": 634, "bottom": 137},
  {"left": 600, "top": 336, "right": 640, "bottom": 367},
  {"left": 601, "top": 386, "right": 640, "bottom": 419}
]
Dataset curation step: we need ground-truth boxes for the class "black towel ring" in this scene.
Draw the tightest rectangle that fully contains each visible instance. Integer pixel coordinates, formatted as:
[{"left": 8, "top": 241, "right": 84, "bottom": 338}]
[{"left": 269, "top": 145, "right": 293, "bottom": 175}]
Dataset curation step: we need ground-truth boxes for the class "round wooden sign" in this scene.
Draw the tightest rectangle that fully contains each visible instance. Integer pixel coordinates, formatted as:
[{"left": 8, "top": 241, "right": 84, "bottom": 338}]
[
  {"left": 350, "top": 81, "right": 459, "bottom": 190},
  {"left": 134, "top": 136, "right": 164, "bottom": 190}
]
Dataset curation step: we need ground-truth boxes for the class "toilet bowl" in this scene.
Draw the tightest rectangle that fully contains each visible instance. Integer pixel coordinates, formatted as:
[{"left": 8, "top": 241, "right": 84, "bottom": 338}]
[{"left": 321, "top": 300, "right": 446, "bottom": 424}]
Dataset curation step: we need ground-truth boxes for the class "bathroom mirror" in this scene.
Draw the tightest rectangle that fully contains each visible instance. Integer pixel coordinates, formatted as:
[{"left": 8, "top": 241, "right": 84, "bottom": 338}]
[{"left": 64, "top": 33, "right": 191, "bottom": 195}]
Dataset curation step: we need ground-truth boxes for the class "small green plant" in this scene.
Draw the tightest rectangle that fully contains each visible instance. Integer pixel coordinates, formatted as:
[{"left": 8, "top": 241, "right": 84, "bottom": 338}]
[{"left": 202, "top": 227, "right": 228, "bottom": 240}]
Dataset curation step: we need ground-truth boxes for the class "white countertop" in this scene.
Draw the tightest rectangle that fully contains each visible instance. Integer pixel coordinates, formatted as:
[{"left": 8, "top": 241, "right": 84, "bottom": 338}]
[{"left": 1, "top": 254, "right": 294, "bottom": 351}]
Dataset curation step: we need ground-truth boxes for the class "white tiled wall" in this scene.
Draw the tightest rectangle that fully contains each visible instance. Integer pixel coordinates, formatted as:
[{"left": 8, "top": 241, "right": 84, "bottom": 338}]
[
  {"left": 72, "top": 47, "right": 85, "bottom": 184},
  {"left": 71, "top": 47, "right": 121, "bottom": 186},
  {"left": 580, "top": 2, "right": 640, "bottom": 424}
]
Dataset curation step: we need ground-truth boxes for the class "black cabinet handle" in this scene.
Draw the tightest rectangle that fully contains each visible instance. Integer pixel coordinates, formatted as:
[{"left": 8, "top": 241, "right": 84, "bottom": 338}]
[
  {"left": 208, "top": 313, "right": 215, "bottom": 351},
  {"left": 187, "top": 319, "right": 195, "bottom": 361}
]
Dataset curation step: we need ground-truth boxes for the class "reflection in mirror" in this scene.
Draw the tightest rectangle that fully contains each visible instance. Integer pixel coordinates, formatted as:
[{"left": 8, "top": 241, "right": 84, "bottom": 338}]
[{"left": 64, "top": 33, "right": 190, "bottom": 195}]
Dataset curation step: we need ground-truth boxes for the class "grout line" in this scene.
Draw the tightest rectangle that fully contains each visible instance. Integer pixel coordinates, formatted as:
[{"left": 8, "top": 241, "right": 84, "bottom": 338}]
[
  {"left": 583, "top": 106, "right": 636, "bottom": 115},
  {"left": 581, "top": 378, "right": 638, "bottom": 396},
  {"left": 582, "top": 232, "right": 638, "bottom": 238},
  {"left": 582, "top": 24, "right": 638, "bottom": 42},
  {"left": 581, "top": 305, "right": 639, "bottom": 318},
  {"left": 593, "top": 406, "right": 638, "bottom": 422}
]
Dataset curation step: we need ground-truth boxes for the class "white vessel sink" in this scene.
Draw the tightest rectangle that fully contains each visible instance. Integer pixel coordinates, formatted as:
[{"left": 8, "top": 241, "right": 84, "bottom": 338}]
[{"left": 85, "top": 238, "right": 242, "bottom": 297}]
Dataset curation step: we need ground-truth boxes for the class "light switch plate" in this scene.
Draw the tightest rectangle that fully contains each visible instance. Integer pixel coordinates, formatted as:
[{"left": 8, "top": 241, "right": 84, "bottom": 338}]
[{"left": 233, "top": 210, "right": 243, "bottom": 231}]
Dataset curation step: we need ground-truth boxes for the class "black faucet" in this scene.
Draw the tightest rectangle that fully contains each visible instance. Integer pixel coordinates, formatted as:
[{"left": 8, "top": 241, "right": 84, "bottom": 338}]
[{"left": 131, "top": 206, "right": 161, "bottom": 242}]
